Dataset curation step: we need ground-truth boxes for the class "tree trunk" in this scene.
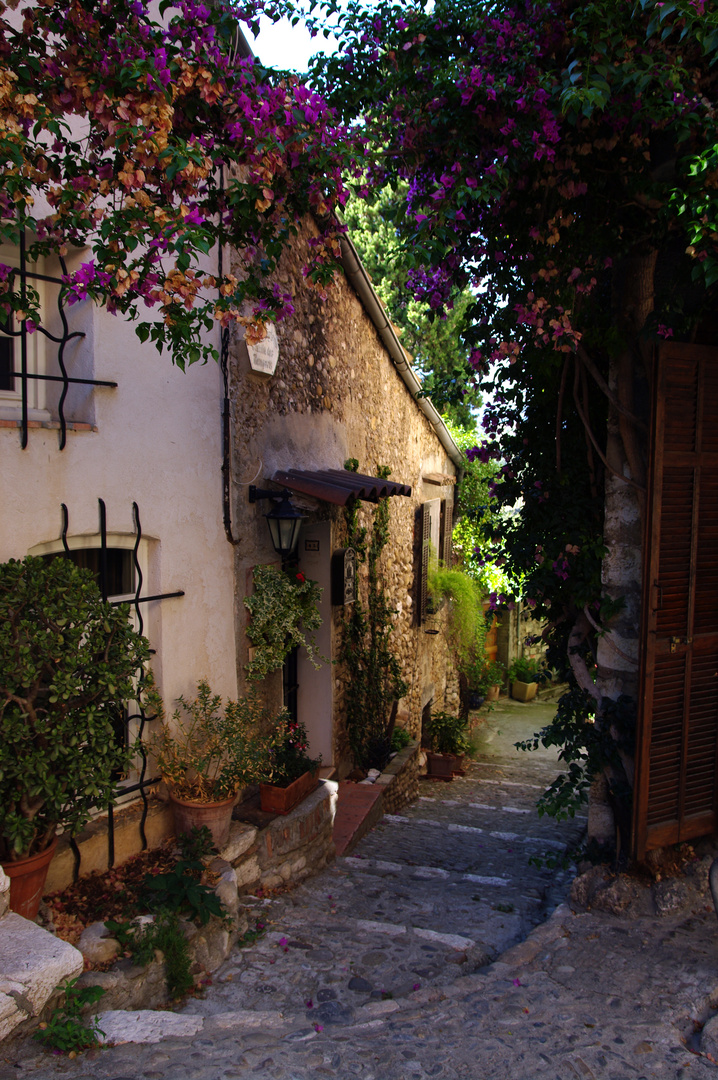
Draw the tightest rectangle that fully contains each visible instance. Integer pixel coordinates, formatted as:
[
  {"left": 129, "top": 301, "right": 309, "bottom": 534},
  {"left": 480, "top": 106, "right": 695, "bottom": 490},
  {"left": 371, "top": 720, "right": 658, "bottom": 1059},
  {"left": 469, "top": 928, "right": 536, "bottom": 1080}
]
[{"left": 588, "top": 249, "right": 656, "bottom": 849}]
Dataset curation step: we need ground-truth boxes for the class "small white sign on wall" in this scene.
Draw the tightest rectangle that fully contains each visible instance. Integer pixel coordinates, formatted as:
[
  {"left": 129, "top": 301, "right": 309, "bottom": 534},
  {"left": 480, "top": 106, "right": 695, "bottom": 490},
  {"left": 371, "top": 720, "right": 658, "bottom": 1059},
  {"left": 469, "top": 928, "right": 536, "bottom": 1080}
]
[{"left": 247, "top": 323, "right": 279, "bottom": 377}]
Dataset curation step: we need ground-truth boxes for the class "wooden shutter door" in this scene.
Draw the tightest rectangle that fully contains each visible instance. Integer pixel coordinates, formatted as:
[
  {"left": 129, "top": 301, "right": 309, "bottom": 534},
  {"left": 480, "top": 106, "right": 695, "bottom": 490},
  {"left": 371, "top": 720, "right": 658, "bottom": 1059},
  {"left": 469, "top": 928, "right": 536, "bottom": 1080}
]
[{"left": 634, "top": 343, "right": 718, "bottom": 859}]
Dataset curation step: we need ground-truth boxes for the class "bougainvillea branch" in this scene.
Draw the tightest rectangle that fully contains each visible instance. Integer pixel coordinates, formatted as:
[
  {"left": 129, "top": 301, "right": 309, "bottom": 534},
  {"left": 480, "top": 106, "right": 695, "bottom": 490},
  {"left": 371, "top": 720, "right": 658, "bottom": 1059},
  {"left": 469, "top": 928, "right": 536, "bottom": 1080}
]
[
  {"left": 0, "top": 0, "right": 352, "bottom": 367},
  {"left": 282, "top": 0, "right": 718, "bottom": 647}
]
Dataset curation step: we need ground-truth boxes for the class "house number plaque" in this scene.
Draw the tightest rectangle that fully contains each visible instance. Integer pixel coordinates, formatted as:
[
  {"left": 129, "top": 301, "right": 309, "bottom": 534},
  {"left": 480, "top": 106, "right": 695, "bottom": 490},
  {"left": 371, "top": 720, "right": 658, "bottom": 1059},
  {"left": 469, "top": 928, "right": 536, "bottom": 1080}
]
[
  {"left": 331, "top": 548, "right": 356, "bottom": 605},
  {"left": 246, "top": 323, "right": 279, "bottom": 377}
]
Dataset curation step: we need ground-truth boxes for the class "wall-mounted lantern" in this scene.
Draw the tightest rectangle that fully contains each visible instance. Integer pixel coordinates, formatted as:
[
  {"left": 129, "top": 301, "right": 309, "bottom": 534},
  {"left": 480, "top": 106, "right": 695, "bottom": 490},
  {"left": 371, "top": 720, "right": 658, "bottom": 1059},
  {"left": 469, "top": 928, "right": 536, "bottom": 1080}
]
[{"left": 249, "top": 486, "right": 304, "bottom": 560}]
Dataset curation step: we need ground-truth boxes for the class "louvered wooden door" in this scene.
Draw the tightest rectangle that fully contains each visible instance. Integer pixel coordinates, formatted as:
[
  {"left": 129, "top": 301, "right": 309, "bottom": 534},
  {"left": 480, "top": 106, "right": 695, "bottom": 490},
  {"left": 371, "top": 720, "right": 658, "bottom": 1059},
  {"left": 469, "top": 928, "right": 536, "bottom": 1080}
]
[{"left": 634, "top": 343, "right": 718, "bottom": 859}]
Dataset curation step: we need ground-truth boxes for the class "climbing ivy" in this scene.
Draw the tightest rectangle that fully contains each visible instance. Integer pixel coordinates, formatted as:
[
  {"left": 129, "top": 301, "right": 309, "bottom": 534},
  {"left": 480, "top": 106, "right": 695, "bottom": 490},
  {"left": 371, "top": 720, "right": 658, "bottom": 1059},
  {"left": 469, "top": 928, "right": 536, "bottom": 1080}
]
[{"left": 342, "top": 463, "right": 407, "bottom": 770}]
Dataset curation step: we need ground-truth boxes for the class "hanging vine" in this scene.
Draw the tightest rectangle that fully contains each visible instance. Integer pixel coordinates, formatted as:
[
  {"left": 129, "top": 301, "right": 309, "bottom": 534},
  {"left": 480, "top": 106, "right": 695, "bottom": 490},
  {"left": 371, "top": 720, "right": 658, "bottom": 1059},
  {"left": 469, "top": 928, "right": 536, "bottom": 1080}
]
[{"left": 341, "top": 462, "right": 408, "bottom": 771}]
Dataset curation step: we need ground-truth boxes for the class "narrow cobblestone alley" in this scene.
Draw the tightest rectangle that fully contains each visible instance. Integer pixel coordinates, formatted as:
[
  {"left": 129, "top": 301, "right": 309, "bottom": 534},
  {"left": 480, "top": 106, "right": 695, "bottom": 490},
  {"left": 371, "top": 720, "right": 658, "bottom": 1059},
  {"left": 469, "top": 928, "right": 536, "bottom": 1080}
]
[{"left": 7, "top": 699, "right": 718, "bottom": 1080}]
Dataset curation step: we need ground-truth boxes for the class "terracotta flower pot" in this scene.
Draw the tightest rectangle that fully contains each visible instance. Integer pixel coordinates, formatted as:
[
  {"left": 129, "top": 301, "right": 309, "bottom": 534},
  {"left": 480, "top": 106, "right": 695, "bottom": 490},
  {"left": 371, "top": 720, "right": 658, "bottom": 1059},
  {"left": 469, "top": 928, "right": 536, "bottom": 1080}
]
[
  {"left": 168, "top": 792, "right": 237, "bottom": 850},
  {"left": 426, "top": 752, "right": 464, "bottom": 779},
  {"left": 3, "top": 837, "right": 58, "bottom": 921},
  {"left": 260, "top": 770, "right": 319, "bottom": 815},
  {"left": 511, "top": 680, "right": 538, "bottom": 702},
  {"left": 486, "top": 684, "right": 501, "bottom": 702}
]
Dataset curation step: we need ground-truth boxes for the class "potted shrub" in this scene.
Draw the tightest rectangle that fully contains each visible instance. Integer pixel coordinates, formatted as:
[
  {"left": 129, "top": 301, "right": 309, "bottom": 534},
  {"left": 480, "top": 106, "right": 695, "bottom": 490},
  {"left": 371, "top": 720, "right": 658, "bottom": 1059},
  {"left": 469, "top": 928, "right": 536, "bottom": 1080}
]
[
  {"left": 425, "top": 711, "right": 470, "bottom": 779},
  {"left": 0, "top": 556, "right": 151, "bottom": 918},
  {"left": 483, "top": 659, "right": 506, "bottom": 702},
  {"left": 151, "top": 681, "right": 283, "bottom": 848},
  {"left": 260, "top": 715, "right": 322, "bottom": 815},
  {"left": 508, "top": 656, "right": 544, "bottom": 702}
]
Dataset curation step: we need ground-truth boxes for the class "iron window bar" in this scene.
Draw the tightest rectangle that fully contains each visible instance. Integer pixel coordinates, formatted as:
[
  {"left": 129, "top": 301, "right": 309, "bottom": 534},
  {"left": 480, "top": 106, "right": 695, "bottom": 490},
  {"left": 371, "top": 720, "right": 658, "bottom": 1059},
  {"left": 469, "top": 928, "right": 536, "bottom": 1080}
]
[
  {"left": 60, "top": 499, "right": 185, "bottom": 879},
  {"left": 3, "top": 232, "right": 117, "bottom": 449}
]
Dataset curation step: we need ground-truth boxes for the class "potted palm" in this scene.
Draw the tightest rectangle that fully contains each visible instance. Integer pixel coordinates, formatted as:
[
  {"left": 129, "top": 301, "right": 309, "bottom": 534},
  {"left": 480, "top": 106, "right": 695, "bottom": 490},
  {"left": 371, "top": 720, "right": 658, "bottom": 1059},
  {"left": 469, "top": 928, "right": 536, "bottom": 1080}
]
[
  {"left": 0, "top": 556, "right": 150, "bottom": 919},
  {"left": 151, "top": 681, "right": 284, "bottom": 848},
  {"left": 425, "top": 711, "right": 470, "bottom": 779},
  {"left": 259, "top": 715, "right": 322, "bottom": 815},
  {"left": 509, "top": 656, "right": 544, "bottom": 702}
]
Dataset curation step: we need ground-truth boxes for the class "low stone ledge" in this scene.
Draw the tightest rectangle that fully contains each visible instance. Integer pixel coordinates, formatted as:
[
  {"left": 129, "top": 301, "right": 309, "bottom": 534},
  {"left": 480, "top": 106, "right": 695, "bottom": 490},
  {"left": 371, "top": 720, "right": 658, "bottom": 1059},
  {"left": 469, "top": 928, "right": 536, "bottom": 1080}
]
[
  {"left": 0, "top": 913, "right": 83, "bottom": 1041},
  {"left": 2, "top": 780, "right": 338, "bottom": 1046},
  {"left": 377, "top": 740, "right": 420, "bottom": 815}
]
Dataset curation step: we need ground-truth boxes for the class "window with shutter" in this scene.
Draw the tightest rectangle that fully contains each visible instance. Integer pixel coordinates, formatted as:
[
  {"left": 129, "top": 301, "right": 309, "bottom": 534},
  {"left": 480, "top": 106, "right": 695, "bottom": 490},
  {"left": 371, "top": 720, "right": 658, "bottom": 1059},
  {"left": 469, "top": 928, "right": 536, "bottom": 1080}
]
[
  {"left": 634, "top": 343, "right": 718, "bottom": 859},
  {"left": 440, "top": 499, "right": 453, "bottom": 567},
  {"left": 418, "top": 499, "right": 441, "bottom": 624}
]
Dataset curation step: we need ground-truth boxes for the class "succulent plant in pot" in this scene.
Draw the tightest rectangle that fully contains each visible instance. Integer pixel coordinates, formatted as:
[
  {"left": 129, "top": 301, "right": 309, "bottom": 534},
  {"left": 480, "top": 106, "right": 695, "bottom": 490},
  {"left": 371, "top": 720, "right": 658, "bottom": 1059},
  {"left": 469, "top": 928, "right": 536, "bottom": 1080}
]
[{"left": 0, "top": 556, "right": 151, "bottom": 917}]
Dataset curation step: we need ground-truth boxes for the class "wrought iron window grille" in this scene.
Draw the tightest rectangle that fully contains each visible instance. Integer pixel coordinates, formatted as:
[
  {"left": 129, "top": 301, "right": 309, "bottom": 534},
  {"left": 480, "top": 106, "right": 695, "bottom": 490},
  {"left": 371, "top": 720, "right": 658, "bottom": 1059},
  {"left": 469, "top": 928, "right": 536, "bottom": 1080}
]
[
  {"left": 59, "top": 498, "right": 185, "bottom": 880},
  {"left": 2, "top": 231, "right": 117, "bottom": 450}
]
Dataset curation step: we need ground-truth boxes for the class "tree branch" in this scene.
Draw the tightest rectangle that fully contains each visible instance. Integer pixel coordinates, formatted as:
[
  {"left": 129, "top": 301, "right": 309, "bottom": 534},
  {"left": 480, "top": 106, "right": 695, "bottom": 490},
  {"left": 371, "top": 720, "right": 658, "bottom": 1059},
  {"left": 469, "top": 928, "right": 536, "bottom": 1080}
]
[
  {"left": 568, "top": 611, "right": 601, "bottom": 703},
  {"left": 572, "top": 360, "right": 645, "bottom": 492},
  {"left": 576, "top": 344, "right": 647, "bottom": 434}
]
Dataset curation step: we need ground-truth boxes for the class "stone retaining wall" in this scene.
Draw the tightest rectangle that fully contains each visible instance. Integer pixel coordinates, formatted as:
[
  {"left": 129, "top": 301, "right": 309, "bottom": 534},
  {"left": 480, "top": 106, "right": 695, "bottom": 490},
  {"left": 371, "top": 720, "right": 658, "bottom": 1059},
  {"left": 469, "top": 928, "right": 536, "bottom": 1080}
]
[
  {"left": 0, "top": 781, "right": 338, "bottom": 1045},
  {"left": 375, "top": 741, "right": 420, "bottom": 815}
]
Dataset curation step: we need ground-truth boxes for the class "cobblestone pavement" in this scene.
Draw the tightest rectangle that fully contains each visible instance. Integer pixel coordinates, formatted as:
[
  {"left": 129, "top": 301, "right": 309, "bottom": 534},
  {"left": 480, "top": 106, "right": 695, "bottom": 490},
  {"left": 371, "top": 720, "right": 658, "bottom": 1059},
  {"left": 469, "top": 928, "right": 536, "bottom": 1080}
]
[{"left": 7, "top": 699, "right": 718, "bottom": 1079}]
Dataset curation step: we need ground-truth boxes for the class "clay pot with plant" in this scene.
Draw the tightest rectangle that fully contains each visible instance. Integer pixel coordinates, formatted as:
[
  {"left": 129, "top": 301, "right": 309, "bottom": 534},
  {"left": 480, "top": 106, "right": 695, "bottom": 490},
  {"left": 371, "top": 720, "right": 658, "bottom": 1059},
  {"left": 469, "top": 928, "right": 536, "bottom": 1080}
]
[
  {"left": 259, "top": 714, "right": 322, "bottom": 816},
  {"left": 425, "top": 711, "right": 470, "bottom": 779},
  {"left": 0, "top": 556, "right": 151, "bottom": 918},
  {"left": 508, "top": 656, "right": 545, "bottom": 702},
  {"left": 151, "top": 681, "right": 284, "bottom": 848},
  {"left": 479, "top": 659, "right": 506, "bottom": 702}
]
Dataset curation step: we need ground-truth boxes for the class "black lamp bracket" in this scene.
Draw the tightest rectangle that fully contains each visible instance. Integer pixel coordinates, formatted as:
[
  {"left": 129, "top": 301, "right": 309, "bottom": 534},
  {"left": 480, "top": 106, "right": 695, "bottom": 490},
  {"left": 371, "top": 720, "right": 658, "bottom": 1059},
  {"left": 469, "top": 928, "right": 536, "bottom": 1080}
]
[{"left": 248, "top": 486, "right": 292, "bottom": 504}]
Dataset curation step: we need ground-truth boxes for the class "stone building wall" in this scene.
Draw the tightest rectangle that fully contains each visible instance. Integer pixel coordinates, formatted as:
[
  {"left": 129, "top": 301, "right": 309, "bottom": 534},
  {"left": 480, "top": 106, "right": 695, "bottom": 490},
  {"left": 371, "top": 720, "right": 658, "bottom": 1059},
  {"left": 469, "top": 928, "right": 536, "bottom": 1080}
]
[{"left": 229, "top": 218, "right": 460, "bottom": 777}]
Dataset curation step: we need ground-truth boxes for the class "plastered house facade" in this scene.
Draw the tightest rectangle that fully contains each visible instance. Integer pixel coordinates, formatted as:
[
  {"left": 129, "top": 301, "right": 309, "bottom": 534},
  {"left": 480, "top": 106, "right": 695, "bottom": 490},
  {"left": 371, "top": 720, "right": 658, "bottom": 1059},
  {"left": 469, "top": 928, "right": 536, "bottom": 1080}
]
[{"left": 1, "top": 215, "right": 464, "bottom": 879}]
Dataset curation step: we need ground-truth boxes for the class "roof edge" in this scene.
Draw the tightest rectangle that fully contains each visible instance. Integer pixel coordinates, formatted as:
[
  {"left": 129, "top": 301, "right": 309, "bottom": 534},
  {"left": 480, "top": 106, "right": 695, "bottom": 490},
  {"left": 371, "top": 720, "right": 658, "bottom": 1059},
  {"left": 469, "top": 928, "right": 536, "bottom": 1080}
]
[{"left": 340, "top": 234, "right": 464, "bottom": 472}]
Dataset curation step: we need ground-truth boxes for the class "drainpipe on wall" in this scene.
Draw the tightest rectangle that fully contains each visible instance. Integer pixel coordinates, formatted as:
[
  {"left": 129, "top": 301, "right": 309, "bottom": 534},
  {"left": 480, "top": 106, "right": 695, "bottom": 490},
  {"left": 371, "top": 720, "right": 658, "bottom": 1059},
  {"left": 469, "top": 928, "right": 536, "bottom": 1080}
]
[{"left": 340, "top": 235, "right": 465, "bottom": 475}]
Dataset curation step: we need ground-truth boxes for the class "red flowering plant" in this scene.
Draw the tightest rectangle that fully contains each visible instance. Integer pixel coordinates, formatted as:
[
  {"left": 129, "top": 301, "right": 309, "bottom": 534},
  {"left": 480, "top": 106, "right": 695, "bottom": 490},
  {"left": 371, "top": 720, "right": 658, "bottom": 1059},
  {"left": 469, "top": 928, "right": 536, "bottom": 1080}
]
[
  {"left": 0, "top": 0, "right": 354, "bottom": 367},
  {"left": 268, "top": 714, "right": 321, "bottom": 787}
]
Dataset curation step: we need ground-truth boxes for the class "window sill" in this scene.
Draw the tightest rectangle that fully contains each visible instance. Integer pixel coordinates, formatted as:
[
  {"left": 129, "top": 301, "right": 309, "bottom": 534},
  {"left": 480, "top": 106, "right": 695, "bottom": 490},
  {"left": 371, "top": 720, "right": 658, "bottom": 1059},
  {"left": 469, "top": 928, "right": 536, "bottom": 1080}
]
[{"left": 0, "top": 418, "right": 97, "bottom": 433}]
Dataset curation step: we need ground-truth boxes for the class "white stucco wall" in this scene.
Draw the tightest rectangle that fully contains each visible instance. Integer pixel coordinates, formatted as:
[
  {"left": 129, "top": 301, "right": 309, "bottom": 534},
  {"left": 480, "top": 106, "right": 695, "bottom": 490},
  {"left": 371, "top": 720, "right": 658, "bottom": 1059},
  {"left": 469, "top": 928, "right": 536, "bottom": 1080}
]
[{"left": 0, "top": 280, "right": 238, "bottom": 712}]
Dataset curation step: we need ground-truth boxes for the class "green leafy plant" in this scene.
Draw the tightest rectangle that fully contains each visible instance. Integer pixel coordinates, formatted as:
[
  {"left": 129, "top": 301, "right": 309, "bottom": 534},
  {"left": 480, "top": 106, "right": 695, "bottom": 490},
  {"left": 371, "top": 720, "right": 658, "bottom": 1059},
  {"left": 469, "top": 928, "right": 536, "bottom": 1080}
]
[
  {"left": 268, "top": 715, "right": 321, "bottom": 788},
  {"left": 150, "top": 680, "right": 282, "bottom": 802},
  {"left": 176, "top": 826, "right": 216, "bottom": 863},
  {"left": 468, "top": 658, "right": 506, "bottom": 694},
  {"left": 515, "top": 689, "right": 635, "bottom": 822},
  {"left": 244, "top": 565, "right": 326, "bottom": 680},
  {"left": 427, "top": 565, "right": 486, "bottom": 673},
  {"left": 237, "top": 919, "right": 268, "bottom": 948},
  {"left": 342, "top": 464, "right": 408, "bottom": 770},
  {"left": 508, "top": 657, "right": 545, "bottom": 684},
  {"left": 34, "top": 978, "right": 106, "bottom": 1054},
  {"left": 105, "top": 912, "right": 193, "bottom": 999},
  {"left": 139, "top": 861, "right": 224, "bottom": 926},
  {"left": 390, "top": 727, "right": 412, "bottom": 752},
  {"left": 426, "top": 712, "right": 470, "bottom": 756},
  {"left": 0, "top": 556, "right": 151, "bottom": 861}
]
